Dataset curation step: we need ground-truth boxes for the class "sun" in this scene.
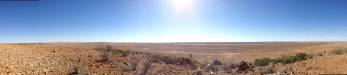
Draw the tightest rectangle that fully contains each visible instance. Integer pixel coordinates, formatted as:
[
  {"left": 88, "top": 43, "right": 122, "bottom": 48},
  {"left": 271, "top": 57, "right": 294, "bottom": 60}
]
[{"left": 170, "top": 0, "right": 195, "bottom": 16}]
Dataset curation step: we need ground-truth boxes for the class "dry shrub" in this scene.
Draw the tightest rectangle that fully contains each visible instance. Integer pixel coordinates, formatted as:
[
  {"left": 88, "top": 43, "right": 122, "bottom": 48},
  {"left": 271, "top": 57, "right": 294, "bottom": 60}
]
[
  {"left": 211, "top": 60, "right": 223, "bottom": 65},
  {"left": 146, "top": 53, "right": 163, "bottom": 63},
  {"left": 69, "top": 67, "right": 79, "bottom": 75},
  {"left": 112, "top": 49, "right": 131, "bottom": 57},
  {"left": 94, "top": 44, "right": 133, "bottom": 63},
  {"left": 98, "top": 53, "right": 110, "bottom": 63},
  {"left": 223, "top": 63, "right": 237, "bottom": 73},
  {"left": 317, "top": 52, "right": 323, "bottom": 56},
  {"left": 69, "top": 66, "right": 84, "bottom": 75},
  {"left": 141, "top": 53, "right": 197, "bottom": 66},
  {"left": 222, "top": 61, "right": 253, "bottom": 74},
  {"left": 135, "top": 53, "right": 200, "bottom": 75},
  {"left": 96, "top": 49, "right": 111, "bottom": 63},
  {"left": 135, "top": 53, "right": 164, "bottom": 75},
  {"left": 237, "top": 61, "right": 253, "bottom": 72},
  {"left": 161, "top": 56, "right": 197, "bottom": 67},
  {"left": 330, "top": 48, "right": 347, "bottom": 55},
  {"left": 136, "top": 60, "right": 152, "bottom": 75}
]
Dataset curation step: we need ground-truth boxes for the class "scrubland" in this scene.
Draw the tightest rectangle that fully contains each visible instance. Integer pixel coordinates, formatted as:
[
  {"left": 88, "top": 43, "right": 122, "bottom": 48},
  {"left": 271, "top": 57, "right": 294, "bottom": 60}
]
[{"left": 0, "top": 42, "right": 346, "bottom": 75}]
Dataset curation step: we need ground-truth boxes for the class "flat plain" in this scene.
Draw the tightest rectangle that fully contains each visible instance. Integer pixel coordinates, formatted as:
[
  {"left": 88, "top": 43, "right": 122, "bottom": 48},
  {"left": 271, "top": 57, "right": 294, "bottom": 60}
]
[{"left": 0, "top": 42, "right": 346, "bottom": 74}]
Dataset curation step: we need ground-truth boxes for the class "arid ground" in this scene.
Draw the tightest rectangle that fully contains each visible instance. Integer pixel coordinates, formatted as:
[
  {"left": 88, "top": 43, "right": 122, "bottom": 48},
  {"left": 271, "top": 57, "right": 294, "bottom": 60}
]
[{"left": 0, "top": 42, "right": 346, "bottom": 75}]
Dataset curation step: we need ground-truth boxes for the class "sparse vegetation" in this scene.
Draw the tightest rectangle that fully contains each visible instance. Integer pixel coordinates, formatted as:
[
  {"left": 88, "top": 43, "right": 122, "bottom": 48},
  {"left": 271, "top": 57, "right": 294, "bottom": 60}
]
[
  {"left": 330, "top": 48, "right": 347, "bottom": 55},
  {"left": 295, "top": 52, "right": 308, "bottom": 60},
  {"left": 221, "top": 61, "right": 254, "bottom": 73},
  {"left": 161, "top": 56, "right": 195, "bottom": 66},
  {"left": 132, "top": 53, "right": 202, "bottom": 75},
  {"left": 237, "top": 61, "right": 253, "bottom": 72},
  {"left": 2, "top": 43, "right": 346, "bottom": 75},
  {"left": 254, "top": 52, "right": 313, "bottom": 66},
  {"left": 137, "top": 60, "right": 152, "bottom": 75},
  {"left": 95, "top": 45, "right": 134, "bottom": 63},
  {"left": 69, "top": 66, "right": 82, "bottom": 75},
  {"left": 112, "top": 49, "right": 131, "bottom": 57},
  {"left": 254, "top": 58, "right": 272, "bottom": 66},
  {"left": 276, "top": 55, "right": 298, "bottom": 64},
  {"left": 317, "top": 52, "right": 323, "bottom": 56},
  {"left": 211, "top": 60, "right": 223, "bottom": 65},
  {"left": 97, "top": 51, "right": 110, "bottom": 63}
]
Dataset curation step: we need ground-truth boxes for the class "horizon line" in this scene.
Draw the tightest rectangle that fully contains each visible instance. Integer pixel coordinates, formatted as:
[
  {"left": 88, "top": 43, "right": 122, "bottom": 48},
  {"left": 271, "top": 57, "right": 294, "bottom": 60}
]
[{"left": 1, "top": 41, "right": 347, "bottom": 44}]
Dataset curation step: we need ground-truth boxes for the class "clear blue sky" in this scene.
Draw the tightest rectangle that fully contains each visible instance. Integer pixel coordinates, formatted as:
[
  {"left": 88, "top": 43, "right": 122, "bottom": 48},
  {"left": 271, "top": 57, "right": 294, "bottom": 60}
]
[{"left": 0, "top": 0, "right": 346, "bottom": 43}]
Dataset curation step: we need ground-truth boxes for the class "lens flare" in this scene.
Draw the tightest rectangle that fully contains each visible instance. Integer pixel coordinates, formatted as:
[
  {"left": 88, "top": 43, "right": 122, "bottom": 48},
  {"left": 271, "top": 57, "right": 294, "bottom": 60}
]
[{"left": 170, "top": 0, "right": 195, "bottom": 16}]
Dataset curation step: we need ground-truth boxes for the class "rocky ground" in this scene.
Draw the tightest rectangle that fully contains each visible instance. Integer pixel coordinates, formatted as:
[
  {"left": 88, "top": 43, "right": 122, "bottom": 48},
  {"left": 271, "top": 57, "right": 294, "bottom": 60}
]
[
  {"left": 272, "top": 54, "right": 347, "bottom": 75},
  {"left": 0, "top": 43, "right": 346, "bottom": 75},
  {"left": 0, "top": 44, "right": 129, "bottom": 75}
]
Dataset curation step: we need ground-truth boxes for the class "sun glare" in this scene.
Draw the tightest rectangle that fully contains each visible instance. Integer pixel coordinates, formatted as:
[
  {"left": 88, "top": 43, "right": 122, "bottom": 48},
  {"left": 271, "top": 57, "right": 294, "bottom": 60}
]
[{"left": 170, "top": 0, "right": 195, "bottom": 16}]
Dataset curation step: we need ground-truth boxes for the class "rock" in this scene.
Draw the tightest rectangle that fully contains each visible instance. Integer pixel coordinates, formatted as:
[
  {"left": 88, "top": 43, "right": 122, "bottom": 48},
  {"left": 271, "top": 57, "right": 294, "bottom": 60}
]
[
  {"left": 191, "top": 69, "right": 202, "bottom": 75},
  {"left": 206, "top": 64, "right": 218, "bottom": 72},
  {"left": 257, "top": 66, "right": 273, "bottom": 74}
]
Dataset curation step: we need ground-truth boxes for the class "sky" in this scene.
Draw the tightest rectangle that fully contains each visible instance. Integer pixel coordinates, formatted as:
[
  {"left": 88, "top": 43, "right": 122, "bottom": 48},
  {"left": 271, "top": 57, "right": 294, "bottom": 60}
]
[{"left": 0, "top": 0, "right": 347, "bottom": 43}]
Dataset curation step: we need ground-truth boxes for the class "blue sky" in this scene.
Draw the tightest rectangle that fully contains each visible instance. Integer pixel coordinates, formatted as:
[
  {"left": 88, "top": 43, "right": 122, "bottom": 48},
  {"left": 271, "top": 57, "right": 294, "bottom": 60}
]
[{"left": 0, "top": 0, "right": 346, "bottom": 43}]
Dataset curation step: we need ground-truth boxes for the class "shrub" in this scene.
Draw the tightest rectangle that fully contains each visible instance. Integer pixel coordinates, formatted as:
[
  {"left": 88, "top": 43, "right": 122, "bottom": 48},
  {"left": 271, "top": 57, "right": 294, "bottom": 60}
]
[
  {"left": 97, "top": 51, "right": 110, "bottom": 63},
  {"left": 145, "top": 53, "right": 163, "bottom": 63},
  {"left": 211, "top": 60, "right": 223, "bottom": 65},
  {"left": 142, "top": 53, "right": 197, "bottom": 67},
  {"left": 276, "top": 52, "right": 313, "bottom": 64},
  {"left": 254, "top": 58, "right": 272, "bottom": 66},
  {"left": 223, "top": 63, "right": 236, "bottom": 73},
  {"left": 295, "top": 52, "right": 308, "bottom": 60},
  {"left": 136, "top": 60, "right": 151, "bottom": 75},
  {"left": 95, "top": 47, "right": 111, "bottom": 63},
  {"left": 306, "top": 54, "right": 314, "bottom": 59},
  {"left": 112, "top": 49, "right": 130, "bottom": 57},
  {"left": 330, "top": 48, "right": 347, "bottom": 55},
  {"left": 317, "top": 52, "right": 323, "bottom": 56},
  {"left": 176, "top": 57, "right": 194, "bottom": 65},
  {"left": 237, "top": 61, "right": 252, "bottom": 72},
  {"left": 160, "top": 56, "right": 194, "bottom": 66},
  {"left": 95, "top": 44, "right": 134, "bottom": 63},
  {"left": 136, "top": 53, "right": 163, "bottom": 75},
  {"left": 254, "top": 52, "right": 313, "bottom": 66},
  {"left": 69, "top": 66, "right": 84, "bottom": 75},
  {"left": 331, "top": 49, "right": 343, "bottom": 55},
  {"left": 223, "top": 61, "right": 254, "bottom": 73},
  {"left": 278, "top": 55, "right": 297, "bottom": 64}
]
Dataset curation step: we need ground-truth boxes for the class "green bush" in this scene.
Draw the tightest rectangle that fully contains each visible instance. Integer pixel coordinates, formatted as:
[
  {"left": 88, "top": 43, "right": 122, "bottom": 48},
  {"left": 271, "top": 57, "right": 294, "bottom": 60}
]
[
  {"left": 278, "top": 55, "right": 297, "bottom": 64},
  {"left": 254, "top": 58, "right": 272, "bottom": 66},
  {"left": 254, "top": 52, "right": 313, "bottom": 66},
  {"left": 295, "top": 52, "right": 308, "bottom": 60}
]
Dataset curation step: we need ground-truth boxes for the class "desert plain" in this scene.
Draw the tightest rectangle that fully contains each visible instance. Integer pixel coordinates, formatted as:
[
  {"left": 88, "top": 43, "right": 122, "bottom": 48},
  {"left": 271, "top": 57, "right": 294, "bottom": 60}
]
[{"left": 0, "top": 42, "right": 346, "bottom": 75}]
